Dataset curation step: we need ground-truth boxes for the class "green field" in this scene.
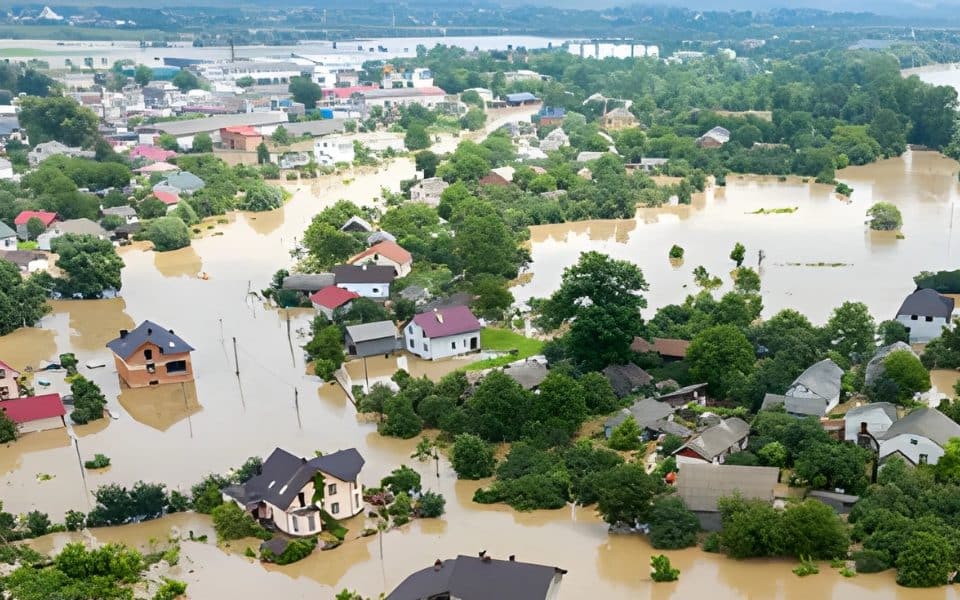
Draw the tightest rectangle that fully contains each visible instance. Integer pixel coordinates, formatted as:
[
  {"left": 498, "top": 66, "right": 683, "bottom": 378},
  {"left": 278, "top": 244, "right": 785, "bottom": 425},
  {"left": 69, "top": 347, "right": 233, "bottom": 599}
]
[{"left": 465, "top": 327, "right": 543, "bottom": 371}]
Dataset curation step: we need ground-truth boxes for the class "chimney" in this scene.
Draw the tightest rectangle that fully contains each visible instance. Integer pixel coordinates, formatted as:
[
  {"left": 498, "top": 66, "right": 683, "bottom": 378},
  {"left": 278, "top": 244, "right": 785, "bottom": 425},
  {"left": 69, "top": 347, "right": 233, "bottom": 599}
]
[
  {"left": 119, "top": 329, "right": 128, "bottom": 339},
  {"left": 168, "top": 329, "right": 175, "bottom": 335},
  {"left": 433, "top": 559, "right": 443, "bottom": 571},
  {"left": 478, "top": 550, "right": 486, "bottom": 558},
  {"left": 509, "top": 555, "right": 515, "bottom": 562},
  {"left": 301, "top": 457, "right": 307, "bottom": 463},
  {"left": 860, "top": 422, "right": 868, "bottom": 435}
]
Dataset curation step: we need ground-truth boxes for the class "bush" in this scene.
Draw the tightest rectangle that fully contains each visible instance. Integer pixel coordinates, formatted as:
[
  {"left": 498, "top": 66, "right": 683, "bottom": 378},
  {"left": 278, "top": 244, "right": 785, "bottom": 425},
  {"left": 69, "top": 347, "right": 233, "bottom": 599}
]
[
  {"left": 152, "top": 578, "right": 188, "bottom": 600},
  {"left": 69, "top": 376, "right": 107, "bottom": 424},
  {"left": 25, "top": 511, "right": 51, "bottom": 537},
  {"left": 608, "top": 416, "right": 642, "bottom": 451},
  {"left": 853, "top": 549, "right": 890, "bottom": 573},
  {"left": 143, "top": 216, "right": 191, "bottom": 252},
  {"left": 381, "top": 465, "right": 421, "bottom": 496},
  {"left": 793, "top": 558, "right": 819, "bottom": 577},
  {"left": 190, "top": 474, "right": 231, "bottom": 514},
  {"left": 87, "top": 481, "right": 168, "bottom": 527},
  {"left": 262, "top": 536, "right": 317, "bottom": 565},
  {"left": 702, "top": 532, "right": 721, "bottom": 553},
  {"left": 211, "top": 502, "right": 270, "bottom": 541},
  {"left": 64, "top": 510, "right": 86, "bottom": 532},
  {"left": 451, "top": 434, "right": 496, "bottom": 479},
  {"left": 866, "top": 202, "right": 902, "bottom": 231},
  {"left": 84, "top": 454, "right": 111, "bottom": 469},
  {"left": 650, "top": 554, "right": 680, "bottom": 582},
  {"left": 649, "top": 497, "right": 700, "bottom": 549},
  {"left": 417, "top": 491, "right": 446, "bottom": 518}
]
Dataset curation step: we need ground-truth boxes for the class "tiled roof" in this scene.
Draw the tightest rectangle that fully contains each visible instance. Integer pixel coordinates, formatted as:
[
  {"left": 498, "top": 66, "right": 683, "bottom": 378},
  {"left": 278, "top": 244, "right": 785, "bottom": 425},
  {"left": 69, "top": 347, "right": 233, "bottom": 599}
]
[
  {"left": 348, "top": 241, "right": 413, "bottom": 266},
  {"left": 106, "top": 320, "right": 194, "bottom": 360},
  {"left": 412, "top": 305, "right": 481, "bottom": 338},
  {"left": 0, "top": 394, "right": 65, "bottom": 423},
  {"left": 14, "top": 211, "right": 57, "bottom": 226},
  {"left": 309, "top": 285, "right": 359, "bottom": 309}
]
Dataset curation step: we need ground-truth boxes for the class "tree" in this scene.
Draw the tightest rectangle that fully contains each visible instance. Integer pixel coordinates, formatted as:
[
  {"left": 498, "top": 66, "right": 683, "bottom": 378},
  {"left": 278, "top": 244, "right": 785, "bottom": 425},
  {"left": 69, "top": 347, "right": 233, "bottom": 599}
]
[
  {"left": 867, "top": 202, "right": 902, "bottom": 231},
  {"left": 192, "top": 132, "right": 213, "bottom": 153},
  {"left": 404, "top": 123, "right": 431, "bottom": 151},
  {"left": 608, "top": 416, "right": 642, "bottom": 451},
  {"left": 0, "top": 409, "right": 16, "bottom": 443},
  {"left": 877, "top": 320, "right": 910, "bottom": 346},
  {"left": 882, "top": 350, "right": 930, "bottom": 402},
  {"left": 780, "top": 499, "right": 849, "bottom": 559},
  {"left": 381, "top": 465, "right": 422, "bottom": 496},
  {"left": 649, "top": 497, "right": 699, "bottom": 549},
  {"left": 460, "top": 107, "right": 487, "bottom": 131},
  {"left": 211, "top": 501, "right": 268, "bottom": 541},
  {"left": 138, "top": 197, "right": 168, "bottom": 219},
  {"left": 380, "top": 395, "right": 423, "bottom": 439},
  {"left": 26, "top": 216, "right": 45, "bottom": 240},
  {"left": 794, "top": 441, "right": 871, "bottom": 494},
  {"left": 256, "top": 142, "right": 270, "bottom": 165},
  {"left": 729, "top": 242, "right": 746, "bottom": 267},
  {"left": 734, "top": 267, "right": 761, "bottom": 294},
  {"left": 824, "top": 301, "right": 876, "bottom": 363},
  {"left": 669, "top": 244, "right": 684, "bottom": 259},
  {"left": 0, "top": 261, "right": 49, "bottom": 335},
  {"left": 171, "top": 69, "right": 200, "bottom": 92},
  {"left": 302, "top": 221, "right": 363, "bottom": 270},
  {"left": 539, "top": 252, "right": 648, "bottom": 370},
  {"left": 465, "top": 371, "right": 531, "bottom": 442},
  {"left": 172, "top": 201, "right": 199, "bottom": 226},
  {"left": 580, "top": 372, "right": 619, "bottom": 414},
  {"left": 896, "top": 530, "right": 954, "bottom": 587},
  {"left": 687, "top": 324, "right": 755, "bottom": 399},
  {"left": 134, "top": 65, "right": 153, "bottom": 86},
  {"left": 758, "top": 441, "right": 788, "bottom": 467},
  {"left": 17, "top": 96, "right": 99, "bottom": 147},
  {"left": 529, "top": 372, "right": 588, "bottom": 441},
  {"left": 304, "top": 321, "right": 345, "bottom": 380},
  {"left": 157, "top": 133, "right": 179, "bottom": 152},
  {"left": 470, "top": 274, "right": 514, "bottom": 320},
  {"left": 650, "top": 555, "right": 680, "bottom": 582},
  {"left": 717, "top": 495, "right": 784, "bottom": 558},
  {"left": 271, "top": 126, "right": 290, "bottom": 146},
  {"left": 415, "top": 150, "right": 439, "bottom": 178},
  {"left": 453, "top": 201, "right": 518, "bottom": 279},
  {"left": 289, "top": 76, "right": 322, "bottom": 109},
  {"left": 935, "top": 437, "right": 960, "bottom": 484},
  {"left": 241, "top": 182, "right": 283, "bottom": 212},
  {"left": 416, "top": 490, "right": 446, "bottom": 518},
  {"left": 70, "top": 376, "right": 107, "bottom": 424},
  {"left": 594, "top": 463, "right": 664, "bottom": 526},
  {"left": 143, "top": 217, "right": 191, "bottom": 252},
  {"left": 869, "top": 108, "right": 908, "bottom": 157},
  {"left": 51, "top": 234, "right": 124, "bottom": 298},
  {"left": 451, "top": 433, "right": 496, "bottom": 479}
]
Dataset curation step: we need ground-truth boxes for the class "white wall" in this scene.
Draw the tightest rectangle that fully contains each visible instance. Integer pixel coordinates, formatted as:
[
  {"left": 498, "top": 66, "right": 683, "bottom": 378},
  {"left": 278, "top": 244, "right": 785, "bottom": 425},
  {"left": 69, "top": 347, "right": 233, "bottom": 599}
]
[
  {"left": 844, "top": 411, "right": 895, "bottom": 443},
  {"left": 897, "top": 314, "right": 950, "bottom": 343},
  {"left": 1, "top": 235, "right": 16, "bottom": 250},
  {"left": 350, "top": 255, "right": 410, "bottom": 277},
  {"left": 403, "top": 322, "right": 480, "bottom": 360},
  {"left": 880, "top": 434, "right": 945, "bottom": 466},
  {"left": 337, "top": 282, "right": 390, "bottom": 299},
  {"left": 18, "top": 416, "right": 64, "bottom": 434}
]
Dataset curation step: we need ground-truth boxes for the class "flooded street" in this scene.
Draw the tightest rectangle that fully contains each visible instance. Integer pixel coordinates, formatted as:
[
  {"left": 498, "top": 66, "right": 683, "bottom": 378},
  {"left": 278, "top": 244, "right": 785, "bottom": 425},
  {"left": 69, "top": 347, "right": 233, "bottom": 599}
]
[
  {"left": 2, "top": 137, "right": 960, "bottom": 596},
  {"left": 517, "top": 151, "right": 960, "bottom": 324}
]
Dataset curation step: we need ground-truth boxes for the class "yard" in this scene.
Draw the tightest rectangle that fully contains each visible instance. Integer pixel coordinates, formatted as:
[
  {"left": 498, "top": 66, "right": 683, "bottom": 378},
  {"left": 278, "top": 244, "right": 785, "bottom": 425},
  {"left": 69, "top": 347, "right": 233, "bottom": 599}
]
[{"left": 465, "top": 327, "right": 543, "bottom": 371}]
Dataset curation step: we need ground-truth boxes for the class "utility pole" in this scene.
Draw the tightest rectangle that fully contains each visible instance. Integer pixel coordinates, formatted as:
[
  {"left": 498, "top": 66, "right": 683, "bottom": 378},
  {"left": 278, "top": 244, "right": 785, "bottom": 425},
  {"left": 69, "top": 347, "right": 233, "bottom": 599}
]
[
  {"left": 181, "top": 382, "right": 193, "bottom": 439},
  {"left": 294, "top": 387, "right": 302, "bottom": 429},
  {"left": 232, "top": 337, "right": 240, "bottom": 376}
]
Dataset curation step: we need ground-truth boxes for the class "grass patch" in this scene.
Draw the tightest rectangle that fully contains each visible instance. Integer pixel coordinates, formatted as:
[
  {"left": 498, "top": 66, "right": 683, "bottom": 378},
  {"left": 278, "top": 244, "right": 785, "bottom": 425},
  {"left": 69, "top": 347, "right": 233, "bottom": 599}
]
[
  {"left": 749, "top": 207, "right": 798, "bottom": 215},
  {"left": 465, "top": 327, "right": 543, "bottom": 371},
  {"left": 17, "top": 240, "right": 38, "bottom": 250}
]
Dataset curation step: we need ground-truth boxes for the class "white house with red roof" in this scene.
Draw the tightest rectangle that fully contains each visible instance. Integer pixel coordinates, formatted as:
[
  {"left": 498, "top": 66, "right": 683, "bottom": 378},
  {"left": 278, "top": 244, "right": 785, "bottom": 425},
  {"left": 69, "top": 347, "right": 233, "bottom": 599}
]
[
  {"left": 347, "top": 241, "right": 413, "bottom": 277},
  {"left": 310, "top": 285, "right": 360, "bottom": 320},
  {"left": 0, "top": 393, "right": 66, "bottom": 434},
  {"left": 14, "top": 210, "right": 58, "bottom": 240},
  {"left": 404, "top": 305, "right": 482, "bottom": 360},
  {"left": 0, "top": 359, "right": 21, "bottom": 400}
]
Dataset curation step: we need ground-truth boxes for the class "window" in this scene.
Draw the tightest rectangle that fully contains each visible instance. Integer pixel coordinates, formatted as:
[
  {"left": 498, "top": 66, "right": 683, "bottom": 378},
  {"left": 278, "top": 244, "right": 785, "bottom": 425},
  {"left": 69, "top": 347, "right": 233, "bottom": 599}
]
[
  {"left": 911, "top": 315, "right": 919, "bottom": 320},
  {"left": 298, "top": 492, "right": 305, "bottom": 507},
  {"left": 0, "top": 386, "right": 8, "bottom": 399},
  {"left": 292, "top": 516, "right": 299, "bottom": 532},
  {"left": 423, "top": 343, "right": 428, "bottom": 351},
  {"left": 926, "top": 316, "right": 934, "bottom": 322},
  {"left": 910, "top": 438, "right": 918, "bottom": 445},
  {"left": 372, "top": 288, "right": 379, "bottom": 294},
  {"left": 307, "top": 515, "right": 316, "bottom": 531},
  {"left": 408, "top": 339, "right": 414, "bottom": 348},
  {"left": 327, "top": 483, "right": 337, "bottom": 495},
  {"left": 451, "top": 341, "right": 457, "bottom": 349},
  {"left": 166, "top": 360, "right": 188, "bottom": 374},
  {"left": 919, "top": 454, "right": 929, "bottom": 464},
  {"left": 144, "top": 349, "right": 153, "bottom": 360},
  {"left": 331, "top": 502, "right": 340, "bottom": 515},
  {"left": 408, "top": 326, "right": 413, "bottom": 334}
]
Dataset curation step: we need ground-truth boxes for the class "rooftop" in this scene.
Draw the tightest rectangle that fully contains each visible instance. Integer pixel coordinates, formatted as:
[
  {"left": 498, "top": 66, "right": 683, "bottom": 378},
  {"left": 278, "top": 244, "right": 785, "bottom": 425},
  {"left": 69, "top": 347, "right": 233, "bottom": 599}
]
[
  {"left": 150, "top": 111, "right": 289, "bottom": 137},
  {"left": 387, "top": 554, "right": 565, "bottom": 600},
  {"left": 605, "top": 397, "right": 675, "bottom": 431},
  {"left": 881, "top": 407, "right": 960, "bottom": 446},
  {"left": 788, "top": 359, "right": 843, "bottom": 403},
  {"left": 897, "top": 288, "right": 955, "bottom": 319},
  {"left": 345, "top": 320, "right": 398, "bottom": 343},
  {"left": 677, "top": 462, "right": 778, "bottom": 512},
  {"left": 14, "top": 211, "right": 57, "bottom": 226},
  {"left": 332, "top": 264, "right": 397, "bottom": 284},
  {"left": 106, "top": 320, "right": 194, "bottom": 360},
  {"left": 676, "top": 417, "right": 750, "bottom": 461},
  {"left": 308, "top": 285, "right": 358, "bottom": 310},
  {"left": 0, "top": 394, "right": 65, "bottom": 424},
  {"left": 411, "top": 305, "right": 481, "bottom": 338},
  {"left": 348, "top": 241, "right": 413, "bottom": 267}
]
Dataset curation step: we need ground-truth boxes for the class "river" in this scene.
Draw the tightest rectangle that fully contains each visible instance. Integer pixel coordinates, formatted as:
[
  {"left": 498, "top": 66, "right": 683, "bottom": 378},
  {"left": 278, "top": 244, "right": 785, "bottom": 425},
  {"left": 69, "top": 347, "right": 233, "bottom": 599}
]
[{"left": 2, "top": 120, "right": 960, "bottom": 599}]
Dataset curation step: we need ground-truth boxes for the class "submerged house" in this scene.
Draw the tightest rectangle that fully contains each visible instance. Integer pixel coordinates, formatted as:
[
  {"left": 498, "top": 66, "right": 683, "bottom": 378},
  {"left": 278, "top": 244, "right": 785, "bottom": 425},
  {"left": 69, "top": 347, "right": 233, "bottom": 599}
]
[
  {"left": 344, "top": 321, "right": 399, "bottom": 357},
  {"left": 347, "top": 241, "right": 413, "bottom": 278},
  {"left": 878, "top": 407, "right": 960, "bottom": 467},
  {"left": 895, "top": 288, "right": 955, "bottom": 343},
  {"left": 404, "top": 306, "right": 482, "bottom": 361},
  {"left": 106, "top": 320, "right": 195, "bottom": 387},
  {"left": 387, "top": 553, "right": 566, "bottom": 600},
  {"left": 676, "top": 462, "right": 779, "bottom": 531},
  {"left": 332, "top": 264, "right": 396, "bottom": 300},
  {"left": 0, "top": 359, "right": 20, "bottom": 400},
  {"left": 223, "top": 447, "right": 365, "bottom": 537},
  {"left": 309, "top": 285, "right": 359, "bottom": 320},
  {"left": 604, "top": 397, "right": 690, "bottom": 440},
  {"left": 0, "top": 393, "right": 66, "bottom": 434}
]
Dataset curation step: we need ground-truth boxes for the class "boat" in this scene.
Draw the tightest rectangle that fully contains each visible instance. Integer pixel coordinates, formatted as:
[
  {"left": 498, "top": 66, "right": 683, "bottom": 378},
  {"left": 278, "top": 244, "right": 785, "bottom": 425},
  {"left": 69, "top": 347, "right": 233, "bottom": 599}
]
[
  {"left": 107, "top": 409, "right": 121, "bottom": 420},
  {"left": 36, "top": 378, "right": 51, "bottom": 387},
  {"left": 85, "top": 360, "right": 106, "bottom": 369}
]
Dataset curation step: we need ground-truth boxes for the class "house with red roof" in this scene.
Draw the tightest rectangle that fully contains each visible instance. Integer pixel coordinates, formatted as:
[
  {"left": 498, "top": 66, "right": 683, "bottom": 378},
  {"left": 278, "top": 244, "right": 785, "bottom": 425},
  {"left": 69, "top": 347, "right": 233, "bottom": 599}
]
[
  {"left": 0, "top": 393, "right": 66, "bottom": 433},
  {"left": 221, "top": 126, "right": 264, "bottom": 151},
  {"left": 134, "top": 161, "right": 180, "bottom": 175},
  {"left": 403, "top": 305, "right": 482, "bottom": 360},
  {"left": 321, "top": 85, "right": 381, "bottom": 104},
  {"left": 309, "top": 285, "right": 360, "bottom": 320},
  {"left": 0, "top": 359, "right": 21, "bottom": 400},
  {"left": 130, "top": 144, "right": 177, "bottom": 163},
  {"left": 347, "top": 241, "right": 413, "bottom": 277},
  {"left": 14, "top": 210, "right": 58, "bottom": 240},
  {"left": 151, "top": 189, "right": 181, "bottom": 208}
]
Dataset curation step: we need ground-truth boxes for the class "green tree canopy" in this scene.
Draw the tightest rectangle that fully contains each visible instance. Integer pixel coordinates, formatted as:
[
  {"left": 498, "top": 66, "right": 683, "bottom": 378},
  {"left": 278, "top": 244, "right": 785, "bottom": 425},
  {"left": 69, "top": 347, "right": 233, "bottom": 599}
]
[
  {"left": 451, "top": 433, "right": 496, "bottom": 479},
  {"left": 143, "top": 216, "right": 190, "bottom": 252},
  {"left": 687, "top": 324, "right": 755, "bottom": 399},
  {"left": 51, "top": 234, "right": 124, "bottom": 298}
]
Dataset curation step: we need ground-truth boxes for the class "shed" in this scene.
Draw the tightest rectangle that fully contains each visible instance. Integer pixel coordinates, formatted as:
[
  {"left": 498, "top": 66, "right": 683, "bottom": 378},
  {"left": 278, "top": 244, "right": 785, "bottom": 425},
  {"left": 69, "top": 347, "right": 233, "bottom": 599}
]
[
  {"left": 656, "top": 383, "right": 708, "bottom": 408},
  {"left": 345, "top": 321, "right": 399, "bottom": 357},
  {"left": 602, "top": 363, "right": 652, "bottom": 399},
  {"left": 806, "top": 490, "right": 859, "bottom": 514}
]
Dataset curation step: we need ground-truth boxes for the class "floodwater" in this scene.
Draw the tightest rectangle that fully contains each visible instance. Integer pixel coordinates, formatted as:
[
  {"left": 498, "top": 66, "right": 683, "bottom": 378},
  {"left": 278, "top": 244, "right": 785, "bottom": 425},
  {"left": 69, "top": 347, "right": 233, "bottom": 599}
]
[
  {"left": 3, "top": 129, "right": 960, "bottom": 598},
  {"left": 517, "top": 151, "right": 960, "bottom": 324}
]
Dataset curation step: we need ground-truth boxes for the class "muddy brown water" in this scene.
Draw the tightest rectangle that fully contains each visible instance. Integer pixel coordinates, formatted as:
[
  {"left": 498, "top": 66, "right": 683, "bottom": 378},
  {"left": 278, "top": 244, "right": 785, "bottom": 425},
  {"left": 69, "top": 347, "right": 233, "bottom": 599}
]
[{"left": 3, "top": 146, "right": 960, "bottom": 596}]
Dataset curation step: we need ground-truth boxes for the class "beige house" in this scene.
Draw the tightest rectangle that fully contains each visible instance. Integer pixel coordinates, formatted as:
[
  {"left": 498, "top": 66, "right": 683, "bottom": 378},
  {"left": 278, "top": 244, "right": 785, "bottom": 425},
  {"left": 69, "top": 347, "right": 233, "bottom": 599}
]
[
  {"left": 0, "top": 359, "right": 20, "bottom": 400},
  {"left": 347, "top": 241, "right": 413, "bottom": 277},
  {"left": 223, "top": 447, "right": 365, "bottom": 537},
  {"left": 600, "top": 107, "right": 637, "bottom": 131}
]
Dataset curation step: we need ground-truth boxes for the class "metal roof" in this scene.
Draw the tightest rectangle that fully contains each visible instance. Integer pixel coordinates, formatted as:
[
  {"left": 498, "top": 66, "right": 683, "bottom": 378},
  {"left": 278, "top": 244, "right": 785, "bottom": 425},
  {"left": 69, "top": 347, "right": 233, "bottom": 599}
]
[
  {"left": 880, "top": 407, "right": 960, "bottom": 446},
  {"left": 676, "top": 417, "right": 750, "bottom": 461},
  {"left": 897, "top": 288, "right": 955, "bottom": 319},
  {"left": 345, "top": 320, "right": 397, "bottom": 343},
  {"left": 387, "top": 555, "right": 564, "bottom": 600},
  {"left": 676, "top": 462, "right": 778, "bottom": 512},
  {"left": 152, "top": 111, "right": 288, "bottom": 137}
]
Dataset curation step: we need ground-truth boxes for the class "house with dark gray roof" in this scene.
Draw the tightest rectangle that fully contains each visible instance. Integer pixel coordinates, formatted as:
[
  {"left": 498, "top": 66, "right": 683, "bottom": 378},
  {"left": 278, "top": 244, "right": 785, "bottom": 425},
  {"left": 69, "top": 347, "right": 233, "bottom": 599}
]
[
  {"left": 345, "top": 321, "right": 399, "bottom": 357},
  {"left": 677, "top": 462, "right": 778, "bottom": 530},
  {"left": 675, "top": 417, "right": 750, "bottom": 464},
  {"left": 878, "top": 407, "right": 960, "bottom": 467},
  {"left": 656, "top": 382, "right": 708, "bottom": 408},
  {"left": 604, "top": 397, "right": 689, "bottom": 441},
  {"left": 896, "top": 288, "right": 956, "bottom": 342},
  {"left": 387, "top": 553, "right": 566, "bottom": 600},
  {"left": 223, "top": 447, "right": 365, "bottom": 537},
  {"left": 332, "top": 264, "right": 396, "bottom": 299},
  {"left": 281, "top": 273, "right": 335, "bottom": 293},
  {"left": 602, "top": 363, "right": 652, "bottom": 399},
  {"left": 106, "top": 320, "right": 194, "bottom": 388}
]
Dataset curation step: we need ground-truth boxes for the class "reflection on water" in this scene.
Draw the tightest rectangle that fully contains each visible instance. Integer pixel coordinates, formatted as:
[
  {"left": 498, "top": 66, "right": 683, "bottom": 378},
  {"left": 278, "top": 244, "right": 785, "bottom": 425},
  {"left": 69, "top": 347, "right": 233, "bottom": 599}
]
[
  {"left": 518, "top": 152, "right": 960, "bottom": 324},
  {"left": 6, "top": 148, "right": 960, "bottom": 597}
]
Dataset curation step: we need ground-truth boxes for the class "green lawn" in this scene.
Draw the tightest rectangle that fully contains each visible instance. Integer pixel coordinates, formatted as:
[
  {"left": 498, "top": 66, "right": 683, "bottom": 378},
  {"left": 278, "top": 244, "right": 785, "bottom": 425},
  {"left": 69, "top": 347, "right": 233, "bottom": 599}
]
[{"left": 465, "top": 327, "right": 543, "bottom": 371}]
